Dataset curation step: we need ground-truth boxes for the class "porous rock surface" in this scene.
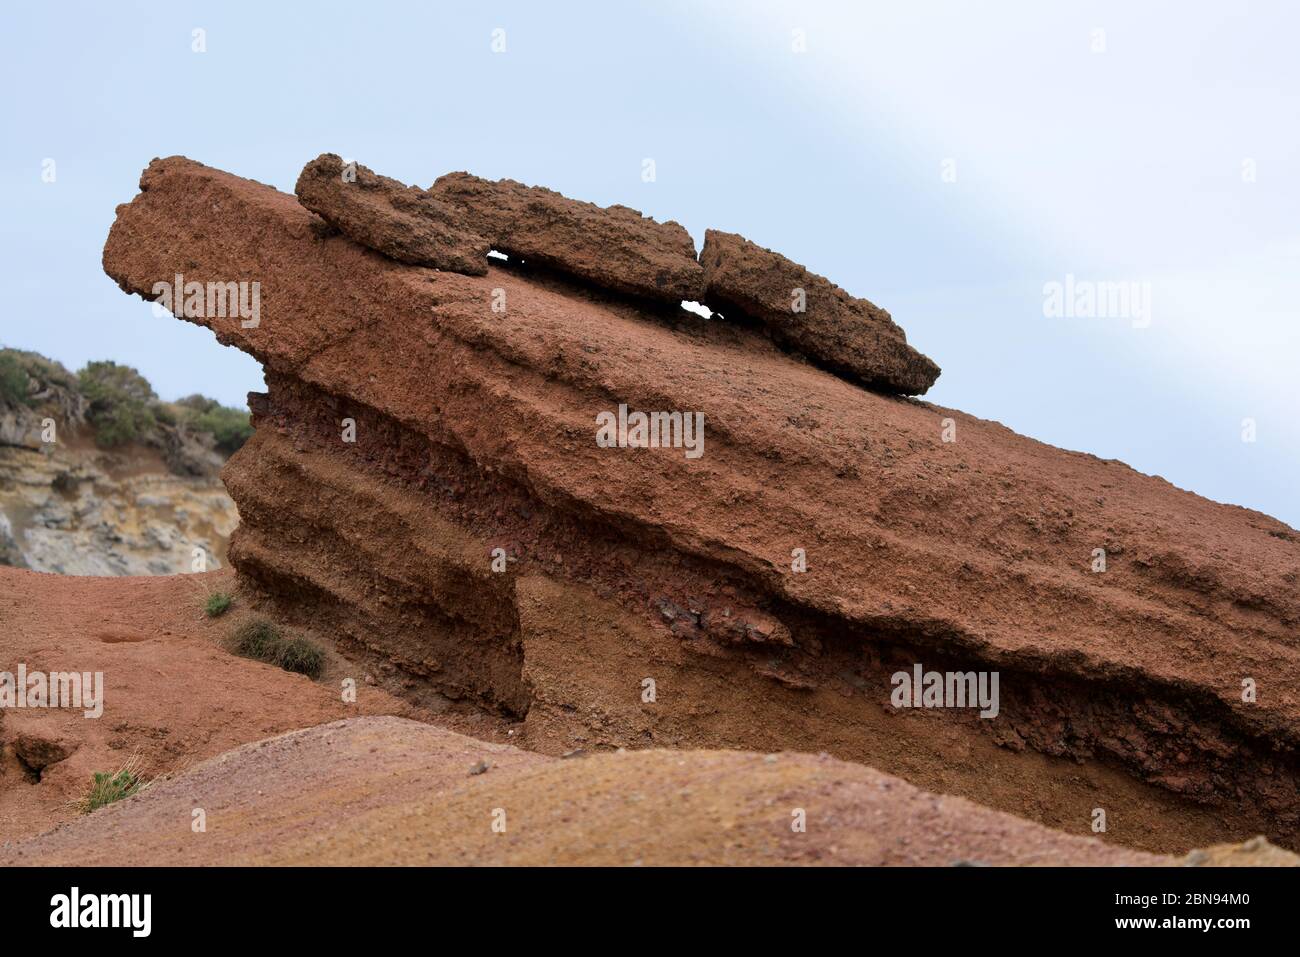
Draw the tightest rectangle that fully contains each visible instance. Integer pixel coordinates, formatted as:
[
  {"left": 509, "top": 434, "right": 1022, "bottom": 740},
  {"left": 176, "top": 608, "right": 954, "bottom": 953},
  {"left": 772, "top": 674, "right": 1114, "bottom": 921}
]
[
  {"left": 428, "top": 170, "right": 704, "bottom": 303},
  {"left": 295, "top": 153, "right": 489, "bottom": 275},
  {"left": 101, "top": 156, "right": 1300, "bottom": 855},
  {"left": 700, "top": 228, "right": 941, "bottom": 394}
]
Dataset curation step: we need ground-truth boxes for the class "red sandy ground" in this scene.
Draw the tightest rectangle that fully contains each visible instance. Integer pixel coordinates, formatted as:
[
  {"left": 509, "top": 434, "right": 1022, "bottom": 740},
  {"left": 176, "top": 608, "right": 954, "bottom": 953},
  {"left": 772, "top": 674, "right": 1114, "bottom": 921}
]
[
  {"left": 0, "top": 566, "right": 489, "bottom": 844},
  {"left": 3, "top": 715, "right": 1166, "bottom": 867}
]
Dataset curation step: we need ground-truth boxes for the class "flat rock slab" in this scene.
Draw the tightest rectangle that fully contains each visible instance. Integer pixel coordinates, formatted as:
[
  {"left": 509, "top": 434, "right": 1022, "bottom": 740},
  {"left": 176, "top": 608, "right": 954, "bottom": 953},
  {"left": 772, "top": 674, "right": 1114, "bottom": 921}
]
[
  {"left": 296, "top": 154, "right": 489, "bottom": 275},
  {"left": 700, "top": 229, "right": 941, "bottom": 395},
  {"left": 428, "top": 171, "right": 704, "bottom": 304}
]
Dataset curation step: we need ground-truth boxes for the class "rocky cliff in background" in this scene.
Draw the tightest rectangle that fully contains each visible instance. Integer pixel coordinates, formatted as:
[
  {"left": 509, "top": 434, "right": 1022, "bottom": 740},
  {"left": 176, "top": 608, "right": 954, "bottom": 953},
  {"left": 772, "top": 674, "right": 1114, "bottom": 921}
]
[
  {"left": 101, "top": 155, "right": 1300, "bottom": 854},
  {"left": 0, "top": 348, "right": 243, "bottom": 574}
]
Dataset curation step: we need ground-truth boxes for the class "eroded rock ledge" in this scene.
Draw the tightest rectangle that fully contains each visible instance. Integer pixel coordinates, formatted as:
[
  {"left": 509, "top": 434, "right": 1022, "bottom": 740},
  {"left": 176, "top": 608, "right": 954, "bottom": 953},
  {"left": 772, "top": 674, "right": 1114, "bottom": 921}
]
[
  {"left": 102, "top": 156, "right": 1300, "bottom": 853},
  {"left": 295, "top": 154, "right": 489, "bottom": 275}
]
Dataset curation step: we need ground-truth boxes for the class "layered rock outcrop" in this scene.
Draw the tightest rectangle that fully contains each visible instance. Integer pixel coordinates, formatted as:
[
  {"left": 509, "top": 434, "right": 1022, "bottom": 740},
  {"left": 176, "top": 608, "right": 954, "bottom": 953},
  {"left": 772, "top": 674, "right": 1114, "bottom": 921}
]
[
  {"left": 427, "top": 170, "right": 704, "bottom": 304},
  {"left": 295, "top": 154, "right": 489, "bottom": 275},
  {"left": 0, "top": 446, "right": 237, "bottom": 575},
  {"left": 700, "top": 228, "right": 941, "bottom": 394},
  {"left": 102, "top": 156, "right": 1300, "bottom": 853}
]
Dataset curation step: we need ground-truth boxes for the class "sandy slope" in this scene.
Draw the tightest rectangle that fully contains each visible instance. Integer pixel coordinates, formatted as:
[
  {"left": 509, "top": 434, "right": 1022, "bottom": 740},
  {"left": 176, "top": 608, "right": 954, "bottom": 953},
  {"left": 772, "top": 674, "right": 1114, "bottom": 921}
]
[
  {"left": 2, "top": 715, "right": 1166, "bottom": 866},
  {"left": 0, "top": 566, "right": 427, "bottom": 843}
]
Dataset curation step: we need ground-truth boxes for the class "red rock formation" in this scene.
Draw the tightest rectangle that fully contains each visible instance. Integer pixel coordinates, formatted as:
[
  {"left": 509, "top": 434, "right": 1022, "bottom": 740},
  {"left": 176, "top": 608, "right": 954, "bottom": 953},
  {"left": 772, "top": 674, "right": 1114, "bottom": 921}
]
[
  {"left": 102, "top": 156, "right": 1300, "bottom": 854},
  {"left": 700, "top": 228, "right": 941, "bottom": 394},
  {"left": 295, "top": 153, "right": 489, "bottom": 275},
  {"left": 428, "top": 170, "right": 704, "bottom": 304}
]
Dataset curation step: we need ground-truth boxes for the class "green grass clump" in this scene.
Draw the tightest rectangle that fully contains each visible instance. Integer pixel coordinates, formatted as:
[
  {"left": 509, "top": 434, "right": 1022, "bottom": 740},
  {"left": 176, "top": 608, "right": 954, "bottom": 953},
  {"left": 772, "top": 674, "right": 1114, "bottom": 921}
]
[
  {"left": 77, "top": 760, "right": 144, "bottom": 813},
  {"left": 204, "top": 591, "right": 233, "bottom": 618},
  {"left": 277, "top": 636, "right": 325, "bottom": 678},
  {"left": 229, "top": 618, "right": 324, "bottom": 679},
  {"left": 230, "top": 617, "right": 281, "bottom": 660}
]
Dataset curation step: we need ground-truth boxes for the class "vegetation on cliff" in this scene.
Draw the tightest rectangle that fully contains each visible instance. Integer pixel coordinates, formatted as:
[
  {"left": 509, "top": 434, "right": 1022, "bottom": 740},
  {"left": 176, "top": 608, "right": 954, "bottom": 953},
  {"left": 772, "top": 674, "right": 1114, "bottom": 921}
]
[
  {"left": 0, "top": 347, "right": 252, "bottom": 455},
  {"left": 0, "top": 352, "right": 30, "bottom": 406}
]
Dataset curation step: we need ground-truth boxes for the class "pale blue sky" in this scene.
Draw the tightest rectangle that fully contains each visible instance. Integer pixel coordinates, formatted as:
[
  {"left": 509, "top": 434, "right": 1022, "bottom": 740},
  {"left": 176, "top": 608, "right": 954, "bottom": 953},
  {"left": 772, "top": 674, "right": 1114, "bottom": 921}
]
[{"left": 1, "top": 1, "right": 1296, "bottom": 526}]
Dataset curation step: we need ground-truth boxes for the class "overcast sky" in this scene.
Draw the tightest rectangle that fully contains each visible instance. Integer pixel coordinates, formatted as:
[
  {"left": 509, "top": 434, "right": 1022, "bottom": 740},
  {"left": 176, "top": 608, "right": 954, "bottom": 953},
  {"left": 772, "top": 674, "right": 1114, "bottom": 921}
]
[{"left": 1, "top": 1, "right": 1295, "bottom": 526}]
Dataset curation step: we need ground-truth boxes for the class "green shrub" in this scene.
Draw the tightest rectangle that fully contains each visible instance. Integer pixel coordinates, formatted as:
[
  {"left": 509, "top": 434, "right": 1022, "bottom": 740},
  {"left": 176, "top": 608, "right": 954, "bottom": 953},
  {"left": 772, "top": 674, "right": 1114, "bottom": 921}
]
[
  {"left": 191, "top": 403, "right": 253, "bottom": 454},
  {"left": 175, "top": 393, "right": 218, "bottom": 413},
  {"left": 12, "top": 350, "right": 78, "bottom": 393},
  {"left": 90, "top": 402, "right": 156, "bottom": 448},
  {"left": 78, "top": 360, "right": 157, "bottom": 448},
  {"left": 230, "top": 618, "right": 280, "bottom": 660},
  {"left": 77, "top": 762, "right": 143, "bottom": 813},
  {"left": 205, "top": 592, "right": 233, "bottom": 617},
  {"left": 163, "top": 393, "right": 252, "bottom": 454},
  {"left": 229, "top": 618, "right": 324, "bottom": 679},
  {"left": 151, "top": 402, "right": 179, "bottom": 427},
  {"left": 0, "top": 352, "right": 29, "bottom": 406}
]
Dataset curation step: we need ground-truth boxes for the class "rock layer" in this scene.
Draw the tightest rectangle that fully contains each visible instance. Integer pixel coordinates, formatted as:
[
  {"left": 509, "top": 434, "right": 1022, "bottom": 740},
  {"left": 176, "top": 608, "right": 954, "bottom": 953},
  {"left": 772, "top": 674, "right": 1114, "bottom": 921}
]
[
  {"left": 295, "top": 153, "right": 489, "bottom": 275},
  {"left": 102, "top": 157, "right": 1300, "bottom": 854},
  {"left": 700, "top": 228, "right": 941, "bottom": 394},
  {"left": 428, "top": 171, "right": 704, "bottom": 303}
]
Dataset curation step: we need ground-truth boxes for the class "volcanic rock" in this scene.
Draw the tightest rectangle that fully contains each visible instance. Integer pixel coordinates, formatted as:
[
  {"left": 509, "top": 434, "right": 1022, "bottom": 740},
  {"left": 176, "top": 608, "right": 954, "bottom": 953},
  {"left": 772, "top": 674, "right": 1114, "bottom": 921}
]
[
  {"left": 295, "top": 153, "right": 489, "bottom": 275},
  {"left": 428, "top": 171, "right": 704, "bottom": 303},
  {"left": 101, "top": 156, "right": 1300, "bottom": 854},
  {"left": 699, "top": 228, "right": 941, "bottom": 395},
  {"left": 2, "top": 573, "right": 1293, "bottom": 865}
]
